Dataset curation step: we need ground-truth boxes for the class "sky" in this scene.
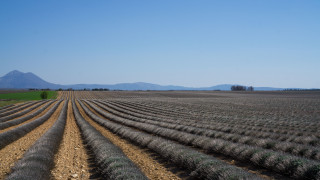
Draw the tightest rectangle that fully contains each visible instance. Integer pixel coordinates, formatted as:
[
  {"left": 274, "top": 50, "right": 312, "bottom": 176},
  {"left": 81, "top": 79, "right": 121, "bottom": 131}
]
[{"left": 0, "top": 0, "right": 319, "bottom": 88}]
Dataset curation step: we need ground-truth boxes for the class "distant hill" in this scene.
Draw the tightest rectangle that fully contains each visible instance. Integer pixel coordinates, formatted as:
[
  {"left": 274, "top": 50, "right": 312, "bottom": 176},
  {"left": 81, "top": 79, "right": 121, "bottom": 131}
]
[
  {"left": 0, "top": 70, "right": 287, "bottom": 91},
  {"left": 0, "top": 70, "right": 62, "bottom": 89}
]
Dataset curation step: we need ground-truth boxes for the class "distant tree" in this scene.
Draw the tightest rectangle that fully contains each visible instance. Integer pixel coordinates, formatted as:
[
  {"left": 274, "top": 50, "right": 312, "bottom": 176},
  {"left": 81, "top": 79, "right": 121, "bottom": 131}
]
[
  {"left": 40, "top": 91, "right": 48, "bottom": 99},
  {"left": 247, "top": 86, "right": 254, "bottom": 91},
  {"left": 231, "top": 85, "right": 246, "bottom": 91},
  {"left": 92, "top": 88, "right": 109, "bottom": 91}
]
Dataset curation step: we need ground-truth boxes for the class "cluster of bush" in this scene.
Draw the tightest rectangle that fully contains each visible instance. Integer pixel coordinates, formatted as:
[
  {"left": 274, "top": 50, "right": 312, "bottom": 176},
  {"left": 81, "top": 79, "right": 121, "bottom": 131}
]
[
  {"left": 231, "top": 85, "right": 254, "bottom": 91},
  {"left": 56, "top": 88, "right": 110, "bottom": 91},
  {"left": 91, "top": 88, "right": 110, "bottom": 91}
]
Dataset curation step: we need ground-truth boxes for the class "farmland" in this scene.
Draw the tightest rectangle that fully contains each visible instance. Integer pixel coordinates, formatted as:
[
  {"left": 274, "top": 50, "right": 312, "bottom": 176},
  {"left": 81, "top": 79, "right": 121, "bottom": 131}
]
[
  {"left": 0, "top": 90, "right": 319, "bottom": 179},
  {"left": 0, "top": 91, "right": 57, "bottom": 101},
  {"left": 0, "top": 91, "right": 57, "bottom": 108}
]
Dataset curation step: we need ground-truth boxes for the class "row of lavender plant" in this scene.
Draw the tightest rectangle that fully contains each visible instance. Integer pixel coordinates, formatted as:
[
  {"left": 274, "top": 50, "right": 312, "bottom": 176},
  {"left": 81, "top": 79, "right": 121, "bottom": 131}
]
[
  {"left": 72, "top": 100, "right": 148, "bottom": 179},
  {"left": 0, "top": 102, "right": 31, "bottom": 114},
  {"left": 6, "top": 101, "right": 68, "bottom": 180},
  {"left": 0, "top": 100, "right": 62, "bottom": 149},
  {"left": 0, "top": 101, "right": 55, "bottom": 130},
  {"left": 0, "top": 101, "right": 48, "bottom": 123},
  {"left": 0, "top": 101, "right": 40, "bottom": 118},
  {"left": 110, "top": 100, "right": 191, "bottom": 119},
  {"left": 114, "top": 99, "right": 320, "bottom": 136},
  {"left": 125, "top": 100, "right": 319, "bottom": 133},
  {"left": 101, "top": 100, "right": 319, "bottom": 146},
  {"left": 0, "top": 104, "right": 15, "bottom": 111},
  {"left": 78, "top": 100, "right": 261, "bottom": 180},
  {"left": 85, "top": 100, "right": 320, "bottom": 179},
  {"left": 93, "top": 100, "right": 320, "bottom": 160}
]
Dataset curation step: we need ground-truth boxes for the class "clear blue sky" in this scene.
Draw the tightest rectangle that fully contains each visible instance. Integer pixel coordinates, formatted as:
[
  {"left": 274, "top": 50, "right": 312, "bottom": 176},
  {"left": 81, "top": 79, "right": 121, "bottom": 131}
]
[{"left": 1, "top": 0, "right": 319, "bottom": 88}]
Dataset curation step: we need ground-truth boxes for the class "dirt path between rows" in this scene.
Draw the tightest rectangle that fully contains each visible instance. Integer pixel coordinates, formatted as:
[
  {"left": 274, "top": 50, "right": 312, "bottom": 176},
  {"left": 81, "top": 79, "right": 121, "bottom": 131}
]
[
  {"left": 0, "top": 101, "right": 56, "bottom": 133},
  {"left": 57, "top": 91, "right": 63, "bottom": 99},
  {"left": 0, "top": 101, "right": 64, "bottom": 179},
  {"left": 77, "top": 101, "right": 181, "bottom": 180},
  {"left": 51, "top": 100, "right": 90, "bottom": 180}
]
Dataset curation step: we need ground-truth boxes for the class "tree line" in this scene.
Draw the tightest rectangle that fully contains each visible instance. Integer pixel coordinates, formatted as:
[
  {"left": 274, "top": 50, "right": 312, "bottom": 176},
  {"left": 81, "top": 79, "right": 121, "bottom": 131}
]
[{"left": 231, "top": 85, "right": 254, "bottom": 91}]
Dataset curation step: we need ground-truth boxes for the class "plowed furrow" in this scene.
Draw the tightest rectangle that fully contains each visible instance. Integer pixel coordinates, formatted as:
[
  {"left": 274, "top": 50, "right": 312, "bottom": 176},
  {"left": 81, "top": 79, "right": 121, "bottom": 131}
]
[{"left": 51, "top": 100, "right": 90, "bottom": 180}]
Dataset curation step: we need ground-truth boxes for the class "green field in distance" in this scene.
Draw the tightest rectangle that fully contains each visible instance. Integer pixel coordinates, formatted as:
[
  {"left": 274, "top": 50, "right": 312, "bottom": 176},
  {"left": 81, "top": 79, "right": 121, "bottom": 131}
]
[{"left": 0, "top": 91, "right": 57, "bottom": 107}]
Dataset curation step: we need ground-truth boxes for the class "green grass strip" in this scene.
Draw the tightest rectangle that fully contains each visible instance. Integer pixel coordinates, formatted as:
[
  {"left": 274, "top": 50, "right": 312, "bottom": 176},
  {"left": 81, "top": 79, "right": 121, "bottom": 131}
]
[{"left": 0, "top": 91, "right": 57, "bottom": 101}]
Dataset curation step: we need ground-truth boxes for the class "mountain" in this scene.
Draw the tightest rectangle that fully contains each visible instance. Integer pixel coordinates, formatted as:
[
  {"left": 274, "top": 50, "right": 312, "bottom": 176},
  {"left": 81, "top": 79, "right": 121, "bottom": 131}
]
[
  {"left": 0, "top": 70, "right": 286, "bottom": 91},
  {"left": 58, "top": 82, "right": 185, "bottom": 90},
  {"left": 0, "top": 70, "right": 62, "bottom": 89}
]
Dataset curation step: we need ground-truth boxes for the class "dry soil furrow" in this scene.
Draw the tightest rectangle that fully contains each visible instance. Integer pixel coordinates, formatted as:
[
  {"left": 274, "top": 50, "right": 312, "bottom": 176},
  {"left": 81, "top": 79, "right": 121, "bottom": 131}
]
[
  {"left": 57, "top": 91, "right": 63, "bottom": 99},
  {"left": 67, "top": 91, "right": 71, "bottom": 99},
  {"left": 81, "top": 92, "right": 87, "bottom": 99},
  {"left": 66, "top": 91, "right": 71, "bottom": 99},
  {"left": 77, "top": 101, "right": 181, "bottom": 180},
  {"left": 0, "top": 101, "right": 64, "bottom": 179},
  {"left": 71, "top": 91, "right": 75, "bottom": 99},
  {"left": 59, "top": 91, "right": 69, "bottom": 100},
  {"left": 63, "top": 91, "right": 69, "bottom": 99},
  {"left": 51, "top": 100, "right": 90, "bottom": 180},
  {"left": 86, "top": 91, "right": 95, "bottom": 99},
  {"left": 63, "top": 91, "right": 68, "bottom": 99},
  {"left": 81, "top": 91, "right": 89, "bottom": 99},
  {"left": 0, "top": 101, "right": 57, "bottom": 133}
]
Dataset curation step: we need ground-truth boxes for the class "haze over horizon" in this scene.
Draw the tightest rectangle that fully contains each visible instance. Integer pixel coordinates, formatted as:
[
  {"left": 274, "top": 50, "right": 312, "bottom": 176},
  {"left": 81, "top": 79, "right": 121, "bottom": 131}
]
[{"left": 1, "top": 1, "right": 319, "bottom": 89}]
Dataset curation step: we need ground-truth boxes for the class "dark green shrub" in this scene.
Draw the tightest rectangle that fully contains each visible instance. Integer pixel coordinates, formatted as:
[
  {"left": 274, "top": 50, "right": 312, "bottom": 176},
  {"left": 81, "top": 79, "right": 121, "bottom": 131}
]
[{"left": 40, "top": 91, "right": 48, "bottom": 99}]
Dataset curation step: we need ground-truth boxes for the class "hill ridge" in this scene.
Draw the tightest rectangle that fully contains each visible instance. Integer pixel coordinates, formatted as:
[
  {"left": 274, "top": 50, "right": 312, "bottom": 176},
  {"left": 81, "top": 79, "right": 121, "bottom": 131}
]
[{"left": 0, "top": 70, "right": 285, "bottom": 90}]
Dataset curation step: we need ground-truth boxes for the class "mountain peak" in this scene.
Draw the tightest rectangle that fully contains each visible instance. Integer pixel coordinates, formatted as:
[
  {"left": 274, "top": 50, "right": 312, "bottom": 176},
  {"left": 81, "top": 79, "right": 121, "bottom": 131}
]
[
  {"left": 5, "top": 70, "right": 23, "bottom": 76},
  {"left": 0, "top": 70, "right": 60, "bottom": 89}
]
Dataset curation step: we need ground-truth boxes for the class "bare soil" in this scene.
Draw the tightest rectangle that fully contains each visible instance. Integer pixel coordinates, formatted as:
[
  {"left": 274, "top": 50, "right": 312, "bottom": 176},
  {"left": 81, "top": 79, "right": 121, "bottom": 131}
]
[{"left": 51, "top": 100, "right": 90, "bottom": 180}]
